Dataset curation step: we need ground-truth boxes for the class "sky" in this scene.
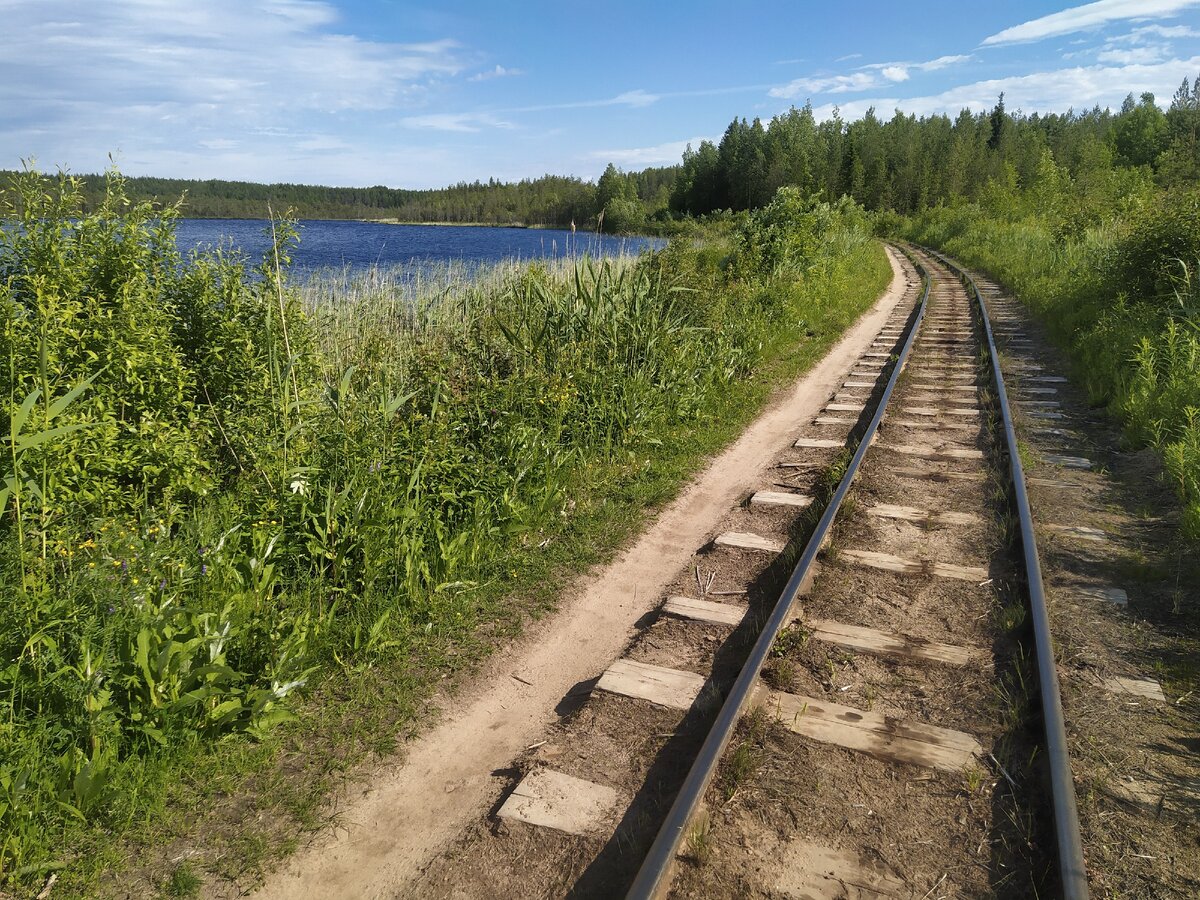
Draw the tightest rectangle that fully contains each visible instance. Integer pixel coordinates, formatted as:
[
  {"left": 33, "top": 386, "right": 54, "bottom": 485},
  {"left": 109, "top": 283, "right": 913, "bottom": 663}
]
[{"left": 5, "top": 0, "right": 1200, "bottom": 189}]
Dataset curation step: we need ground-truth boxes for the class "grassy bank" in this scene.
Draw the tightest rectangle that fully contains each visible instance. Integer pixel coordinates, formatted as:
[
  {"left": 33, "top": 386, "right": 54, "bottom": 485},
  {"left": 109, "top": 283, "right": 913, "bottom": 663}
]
[
  {"left": 0, "top": 174, "right": 889, "bottom": 896},
  {"left": 900, "top": 158, "right": 1200, "bottom": 539}
]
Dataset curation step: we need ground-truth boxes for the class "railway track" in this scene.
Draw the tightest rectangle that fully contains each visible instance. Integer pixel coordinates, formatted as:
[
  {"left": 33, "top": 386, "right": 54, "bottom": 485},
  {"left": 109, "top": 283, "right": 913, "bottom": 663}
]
[{"left": 415, "top": 247, "right": 1089, "bottom": 899}]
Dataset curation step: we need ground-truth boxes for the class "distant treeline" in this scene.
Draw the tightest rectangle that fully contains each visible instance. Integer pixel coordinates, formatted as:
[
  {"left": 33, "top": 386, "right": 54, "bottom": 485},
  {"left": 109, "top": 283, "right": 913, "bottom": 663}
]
[
  {"left": 0, "top": 167, "right": 680, "bottom": 231},
  {"left": 10, "top": 75, "right": 1200, "bottom": 231}
]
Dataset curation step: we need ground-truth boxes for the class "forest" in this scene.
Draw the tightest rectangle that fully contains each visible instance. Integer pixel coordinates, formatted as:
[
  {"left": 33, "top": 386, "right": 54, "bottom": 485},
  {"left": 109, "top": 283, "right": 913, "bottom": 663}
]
[{"left": 670, "top": 83, "right": 1200, "bottom": 215}]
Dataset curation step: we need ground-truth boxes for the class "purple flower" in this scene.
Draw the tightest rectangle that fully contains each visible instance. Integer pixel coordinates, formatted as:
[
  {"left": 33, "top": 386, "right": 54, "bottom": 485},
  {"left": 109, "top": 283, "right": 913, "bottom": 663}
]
[{"left": 200, "top": 564, "right": 208, "bottom": 576}]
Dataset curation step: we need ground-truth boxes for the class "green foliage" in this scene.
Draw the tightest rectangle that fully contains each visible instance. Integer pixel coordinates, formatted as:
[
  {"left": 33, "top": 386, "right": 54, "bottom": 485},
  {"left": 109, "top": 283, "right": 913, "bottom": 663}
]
[
  {"left": 904, "top": 169, "right": 1200, "bottom": 540},
  {"left": 1107, "top": 188, "right": 1200, "bottom": 303},
  {"left": 0, "top": 169, "right": 883, "bottom": 891}
]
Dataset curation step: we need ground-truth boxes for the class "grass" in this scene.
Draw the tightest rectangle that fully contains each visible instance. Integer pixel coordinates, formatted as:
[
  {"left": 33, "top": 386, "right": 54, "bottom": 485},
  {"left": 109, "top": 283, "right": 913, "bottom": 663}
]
[
  {"left": 0, "top": 174, "right": 892, "bottom": 895},
  {"left": 684, "top": 812, "right": 714, "bottom": 866},
  {"left": 904, "top": 184, "right": 1200, "bottom": 544},
  {"left": 163, "top": 863, "right": 202, "bottom": 898}
]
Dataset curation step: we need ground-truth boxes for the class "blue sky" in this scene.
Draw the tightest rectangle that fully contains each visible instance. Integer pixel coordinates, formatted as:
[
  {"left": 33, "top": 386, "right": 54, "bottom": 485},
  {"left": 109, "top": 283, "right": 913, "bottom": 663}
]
[{"left": 4, "top": 0, "right": 1200, "bottom": 188}]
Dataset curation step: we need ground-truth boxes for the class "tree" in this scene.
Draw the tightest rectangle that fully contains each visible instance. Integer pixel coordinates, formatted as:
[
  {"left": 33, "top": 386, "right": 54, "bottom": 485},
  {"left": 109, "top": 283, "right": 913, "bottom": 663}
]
[{"left": 1114, "top": 93, "right": 1168, "bottom": 167}]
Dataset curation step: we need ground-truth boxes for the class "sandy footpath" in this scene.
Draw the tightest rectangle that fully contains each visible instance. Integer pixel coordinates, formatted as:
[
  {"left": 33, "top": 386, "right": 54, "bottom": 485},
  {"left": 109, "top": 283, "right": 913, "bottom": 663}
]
[{"left": 252, "top": 246, "right": 911, "bottom": 900}]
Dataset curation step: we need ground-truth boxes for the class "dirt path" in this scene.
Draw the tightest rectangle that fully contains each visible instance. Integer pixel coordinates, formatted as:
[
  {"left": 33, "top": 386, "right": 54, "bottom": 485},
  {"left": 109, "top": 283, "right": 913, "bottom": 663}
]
[{"left": 251, "top": 247, "right": 912, "bottom": 900}]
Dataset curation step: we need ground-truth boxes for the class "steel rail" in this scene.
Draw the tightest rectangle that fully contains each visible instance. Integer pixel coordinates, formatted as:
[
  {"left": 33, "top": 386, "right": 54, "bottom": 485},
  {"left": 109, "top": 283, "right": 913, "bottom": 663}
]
[
  {"left": 928, "top": 248, "right": 1089, "bottom": 900},
  {"left": 624, "top": 249, "right": 931, "bottom": 900}
]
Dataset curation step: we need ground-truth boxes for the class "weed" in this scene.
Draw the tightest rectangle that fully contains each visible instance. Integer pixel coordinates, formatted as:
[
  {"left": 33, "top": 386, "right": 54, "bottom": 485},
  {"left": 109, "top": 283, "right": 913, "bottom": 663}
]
[
  {"left": 685, "top": 812, "right": 713, "bottom": 865},
  {"left": 767, "top": 657, "right": 798, "bottom": 692},
  {"left": 772, "top": 624, "right": 810, "bottom": 657},
  {"left": 164, "top": 863, "right": 202, "bottom": 898},
  {"left": 722, "top": 740, "right": 761, "bottom": 802},
  {"left": 963, "top": 764, "right": 987, "bottom": 795}
]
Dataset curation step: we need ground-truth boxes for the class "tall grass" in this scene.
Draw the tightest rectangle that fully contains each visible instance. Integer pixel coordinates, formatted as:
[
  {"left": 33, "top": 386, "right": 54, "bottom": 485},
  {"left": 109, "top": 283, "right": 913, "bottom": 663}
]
[
  {"left": 904, "top": 167, "right": 1200, "bottom": 537},
  {"left": 0, "top": 175, "right": 887, "bottom": 893}
]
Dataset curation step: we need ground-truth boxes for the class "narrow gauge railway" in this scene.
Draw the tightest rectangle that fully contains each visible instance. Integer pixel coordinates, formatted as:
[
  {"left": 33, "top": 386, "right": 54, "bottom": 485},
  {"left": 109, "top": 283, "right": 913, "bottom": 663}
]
[{"left": 413, "top": 247, "right": 1088, "bottom": 900}]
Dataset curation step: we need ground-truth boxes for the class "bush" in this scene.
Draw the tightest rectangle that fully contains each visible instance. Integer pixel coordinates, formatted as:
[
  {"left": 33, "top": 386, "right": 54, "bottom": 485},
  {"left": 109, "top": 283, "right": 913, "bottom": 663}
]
[{"left": 1107, "top": 187, "right": 1200, "bottom": 303}]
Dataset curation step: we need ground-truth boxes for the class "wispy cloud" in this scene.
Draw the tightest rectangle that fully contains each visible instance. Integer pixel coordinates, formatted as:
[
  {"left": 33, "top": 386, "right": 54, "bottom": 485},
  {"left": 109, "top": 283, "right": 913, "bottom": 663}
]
[
  {"left": 1098, "top": 45, "right": 1170, "bottom": 63},
  {"left": 862, "top": 54, "right": 972, "bottom": 82},
  {"left": 468, "top": 64, "right": 524, "bottom": 82},
  {"left": 770, "top": 72, "right": 879, "bottom": 99},
  {"left": 1067, "top": 21, "right": 1198, "bottom": 64},
  {"left": 401, "top": 112, "right": 514, "bottom": 132},
  {"left": 770, "top": 54, "right": 971, "bottom": 99},
  {"left": 981, "top": 0, "right": 1200, "bottom": 47}
]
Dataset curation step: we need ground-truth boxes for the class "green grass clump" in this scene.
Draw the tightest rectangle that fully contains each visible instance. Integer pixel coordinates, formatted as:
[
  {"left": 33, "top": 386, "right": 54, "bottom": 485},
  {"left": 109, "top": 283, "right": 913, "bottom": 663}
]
[
  {"left": 0, "top": 174, "right": 888, "bottom": 893},
  {"left": 903, "top": 163, "right": 1200, "bottom": 540}
]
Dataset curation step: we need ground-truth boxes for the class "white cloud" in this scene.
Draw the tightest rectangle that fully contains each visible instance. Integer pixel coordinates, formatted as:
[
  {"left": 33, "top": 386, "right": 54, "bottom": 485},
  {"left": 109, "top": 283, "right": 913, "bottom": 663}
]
[
  {"left": 612, "top": 89, "right": 660, "bottom": 108},
  {"left": 1116, "top": 23, "right": 1200, "bottom": 40},
  {"left": 587, "top": 136, "right": 713, "bottom": 168},
  {"left": 468, "top": 64, "right": 524, "bottom": 82},
  {"left": 771, "top": 54, "right": 971, "bottom": 99},
  {"left": 401, "top": 112, "right": 514, "bottom": 132},
  {"left": 770, "top": 71, "right": 879, "bottom": 99},
  {"left": 982, "top": 0, "right": 1200, "bottom": 46},
  {"left": 1098, "top": 45, "right": 1170, "bottom": 63},
  {"left": 808, "top": 55, "right": 1200, "bottom": 122}
]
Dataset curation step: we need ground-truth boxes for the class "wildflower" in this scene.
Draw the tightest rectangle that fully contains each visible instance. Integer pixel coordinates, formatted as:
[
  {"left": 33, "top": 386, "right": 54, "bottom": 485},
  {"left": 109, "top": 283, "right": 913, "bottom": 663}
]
[
  {"left": 290, "top": 477, "right": 309, "bottom": 496},
  {"left": 200, "top": 564, "right": 208, "bottom": 576}
]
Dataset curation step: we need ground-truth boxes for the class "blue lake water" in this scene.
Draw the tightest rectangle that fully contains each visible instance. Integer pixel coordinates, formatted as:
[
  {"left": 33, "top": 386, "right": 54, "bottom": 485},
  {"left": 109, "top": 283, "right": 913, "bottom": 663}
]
[{"left": 175, "top": 219, "right": 664, "bottom": 272}]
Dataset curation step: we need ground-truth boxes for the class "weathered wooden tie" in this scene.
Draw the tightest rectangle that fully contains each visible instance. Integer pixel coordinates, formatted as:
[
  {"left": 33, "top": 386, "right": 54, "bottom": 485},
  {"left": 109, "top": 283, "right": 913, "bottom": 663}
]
[
  {"left": 754, "top": 688, "right": 983, "bottom": 771},
  {"left": 839, "top": 549, "right": 987, "bottom": 582},
  {"left": 714, "top": 531, "right": 784, "bottom": 553},
  {"left": 497, "top": 768, "right": 621, "bottom": 836},
  {"left": 805, "top": 618, "right": 976, "bottom": 666},
  {"left": 663, "top": 595, "right": 745, "bottom": 626},
  {"left": 594, "top": 658, "right": 705, "bottom": 710}
]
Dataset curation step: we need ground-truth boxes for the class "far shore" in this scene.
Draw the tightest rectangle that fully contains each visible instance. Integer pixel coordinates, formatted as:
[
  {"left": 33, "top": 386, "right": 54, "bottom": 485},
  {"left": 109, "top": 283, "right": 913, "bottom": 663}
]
[{"left": 360, "top": 219, "right": 577, "bottom": 230}]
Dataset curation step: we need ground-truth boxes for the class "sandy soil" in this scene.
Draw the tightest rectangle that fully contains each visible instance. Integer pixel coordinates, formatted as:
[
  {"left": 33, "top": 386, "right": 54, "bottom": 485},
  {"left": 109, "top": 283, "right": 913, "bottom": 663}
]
[{"left": 248, "top": 248, "right": 913, "bottom": 900}]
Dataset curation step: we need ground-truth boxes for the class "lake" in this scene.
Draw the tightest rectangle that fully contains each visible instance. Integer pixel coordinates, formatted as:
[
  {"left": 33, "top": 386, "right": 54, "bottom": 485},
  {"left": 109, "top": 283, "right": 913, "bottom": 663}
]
[{"left": 175, "top": 219, "right": 664, "bottom": 272}]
